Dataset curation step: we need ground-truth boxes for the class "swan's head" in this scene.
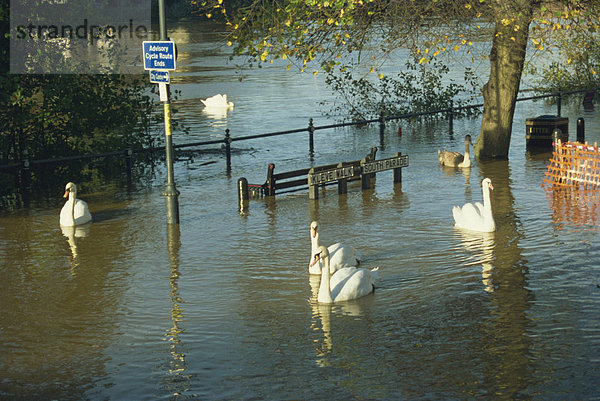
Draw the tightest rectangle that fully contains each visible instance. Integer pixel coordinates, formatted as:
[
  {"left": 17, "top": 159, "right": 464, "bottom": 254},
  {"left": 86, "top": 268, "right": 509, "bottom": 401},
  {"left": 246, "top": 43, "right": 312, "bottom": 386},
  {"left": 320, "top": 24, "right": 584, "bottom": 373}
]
[
  {"left": 310, "top": 221, "right": 319, "bottom": 238},
  {"left": 310, "top": 245, "right": 329, "bottom": 267},
  {"left": 63, "top": 182, "right": 77, "bottom": 198},
  {"left": 482, "top": 177, "right": 494, "bottom": 191}
]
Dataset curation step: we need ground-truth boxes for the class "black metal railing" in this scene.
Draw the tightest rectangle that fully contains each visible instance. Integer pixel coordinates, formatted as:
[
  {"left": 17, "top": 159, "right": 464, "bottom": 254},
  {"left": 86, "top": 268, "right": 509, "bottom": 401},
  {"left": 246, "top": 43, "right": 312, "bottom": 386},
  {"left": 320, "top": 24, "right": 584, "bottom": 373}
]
[{"left": 1, "top": 87, "right": 595, "bottom": 182}]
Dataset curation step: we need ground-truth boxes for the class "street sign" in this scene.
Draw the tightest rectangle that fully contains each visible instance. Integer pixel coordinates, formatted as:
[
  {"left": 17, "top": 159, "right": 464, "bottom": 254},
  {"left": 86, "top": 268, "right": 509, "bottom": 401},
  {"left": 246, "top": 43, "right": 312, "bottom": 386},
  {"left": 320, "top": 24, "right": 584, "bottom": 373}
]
[
  {"left": 142, "top": 41, "right": 176, "bottom": 71},
  {"left": 149, "top": 70, "right": 170, "bottom": 84},
  {"left": 308, "top": 166, "right": 355, "bottom": 186},
  {"left": 361, "top": 155, "right": 409, "bottom": 174}
]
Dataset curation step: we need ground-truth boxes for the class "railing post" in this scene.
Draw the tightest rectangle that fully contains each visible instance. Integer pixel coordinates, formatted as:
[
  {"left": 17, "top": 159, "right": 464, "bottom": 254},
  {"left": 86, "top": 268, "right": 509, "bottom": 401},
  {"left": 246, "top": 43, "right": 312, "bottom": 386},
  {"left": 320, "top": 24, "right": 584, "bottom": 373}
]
[
  {"left": 557, "top": 88, "right": 562, "bottom": 116},
  {"left": 265, "top": 163, "right": 276, "bottom": 196},
  {"left": 125, "top": 143, "right": 133, "bottom": 188},
  {"left": 308, "top": 118, "right": 315, "bottom": 156},
  {"left": 448, "top": 101, "right": 454, "bottom": 135},
  {"left": 225, "top": 129, "right": 232, "bottom": 172},
  {"left": 237, "top": 177, "right": 249, "bottom": 213},
  {"left": 577, "top": 117, "right": 585, "bottom": 143},
  {"left": 379, "top": 112, "right": 386, "bottom": 147},
  {"left": 21, "top": 149, "right": 31, "bottom": 202}
]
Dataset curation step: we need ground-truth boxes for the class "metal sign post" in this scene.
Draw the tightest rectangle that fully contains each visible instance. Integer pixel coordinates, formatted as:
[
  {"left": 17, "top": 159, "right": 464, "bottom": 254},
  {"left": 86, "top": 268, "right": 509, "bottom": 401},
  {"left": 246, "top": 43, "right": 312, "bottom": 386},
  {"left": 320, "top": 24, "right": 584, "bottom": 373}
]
[{"left": 143, "top": 0, "right": 179, "bottom": 224}]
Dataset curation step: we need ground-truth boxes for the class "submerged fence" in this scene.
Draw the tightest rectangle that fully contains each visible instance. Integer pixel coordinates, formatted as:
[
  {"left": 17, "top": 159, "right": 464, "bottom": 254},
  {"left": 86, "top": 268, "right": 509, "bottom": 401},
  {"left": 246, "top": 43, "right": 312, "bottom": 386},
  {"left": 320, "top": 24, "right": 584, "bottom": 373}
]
[{"left": 1, "top": 87, "right": 596, "bottom": 191}]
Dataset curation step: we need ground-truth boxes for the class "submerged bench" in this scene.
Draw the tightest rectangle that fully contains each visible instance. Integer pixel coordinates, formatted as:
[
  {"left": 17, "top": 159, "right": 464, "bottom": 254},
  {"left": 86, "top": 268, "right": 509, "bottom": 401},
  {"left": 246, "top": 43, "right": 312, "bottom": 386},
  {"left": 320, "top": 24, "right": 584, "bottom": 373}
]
[
  {"left": 238, "top": 147, "right": 409, "bottom": 207},
  {"left": 261, "top": 147, "right": 377, "bottom": 196}
]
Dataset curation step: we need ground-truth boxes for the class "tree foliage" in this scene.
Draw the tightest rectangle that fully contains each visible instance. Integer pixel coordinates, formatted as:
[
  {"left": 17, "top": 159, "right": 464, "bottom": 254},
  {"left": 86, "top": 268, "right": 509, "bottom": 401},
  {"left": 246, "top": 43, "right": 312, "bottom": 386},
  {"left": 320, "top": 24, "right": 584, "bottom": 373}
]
[
  {"left": 0, "top": 1, "right": 174, "bottom": 207},
  {"left": 193, "top": 0, "right": 600, "bottom": 158}
]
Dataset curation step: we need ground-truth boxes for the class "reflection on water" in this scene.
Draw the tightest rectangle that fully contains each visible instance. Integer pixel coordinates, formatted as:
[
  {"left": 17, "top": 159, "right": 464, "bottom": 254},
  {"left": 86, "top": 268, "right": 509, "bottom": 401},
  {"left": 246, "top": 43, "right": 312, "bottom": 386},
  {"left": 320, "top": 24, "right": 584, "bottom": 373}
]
[
  {"left": 60, "top": 223, "right": 91, "bottom": 272},
  {"left": 544, "top": 187, "right": 600, "bottom": 228},
  {"left": 162, "top": 224, "right": 192, "bottom": 398},
  {"left": 455, "top": 229, "right": 495, "bottom": 293}
]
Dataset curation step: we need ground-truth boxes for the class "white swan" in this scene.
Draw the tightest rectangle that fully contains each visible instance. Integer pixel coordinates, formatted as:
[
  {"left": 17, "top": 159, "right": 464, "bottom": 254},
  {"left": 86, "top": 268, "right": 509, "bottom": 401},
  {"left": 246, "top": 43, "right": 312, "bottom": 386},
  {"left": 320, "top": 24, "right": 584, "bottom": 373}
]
[
  {"left": 452, "top": 177, "right": 495, "bottom": 232},
  {"left": 438, "top": 135, "right": 472, "bottom": 168},
  {"left": 309, "top": 221, "right": 359, "bottom": 275},
  {"left": 59, "top": 182, "right": 92, "bottom": 227},
  {"left": 311, "top": 245, "right": 378, "bottom": 304},
  {"left": 201, "top": 94, "right": 234, "bottom": 110}
]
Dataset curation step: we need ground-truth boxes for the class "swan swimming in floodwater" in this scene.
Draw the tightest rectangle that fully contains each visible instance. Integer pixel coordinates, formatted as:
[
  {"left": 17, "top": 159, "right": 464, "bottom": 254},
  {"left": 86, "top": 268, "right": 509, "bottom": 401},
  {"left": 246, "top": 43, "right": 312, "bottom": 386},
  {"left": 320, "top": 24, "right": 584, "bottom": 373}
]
[
  {"left": 59, "top": 182, "right": 92, "bottom": 227},
  {"left": 452, "top": 177, "right": 495, "bottom": 232},
  {"left": 309, "top": 221, "right": 360, "bottom": 275},
  {"left": 311, "top": 245, "right": 378, "bottom": 304},
  {"left": 201, "top": 94, "right": 234, "bottom": 110},
  {"left": 438, "top": 135, "right": 473, "bottom": 168}
]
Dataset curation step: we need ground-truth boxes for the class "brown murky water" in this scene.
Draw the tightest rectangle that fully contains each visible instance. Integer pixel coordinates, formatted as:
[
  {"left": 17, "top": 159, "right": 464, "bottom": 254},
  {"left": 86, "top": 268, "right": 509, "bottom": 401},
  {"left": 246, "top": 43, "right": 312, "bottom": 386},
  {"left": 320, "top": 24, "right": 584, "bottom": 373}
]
[{"left": 1, "top": 21, "right": 600, "bottom": 400}]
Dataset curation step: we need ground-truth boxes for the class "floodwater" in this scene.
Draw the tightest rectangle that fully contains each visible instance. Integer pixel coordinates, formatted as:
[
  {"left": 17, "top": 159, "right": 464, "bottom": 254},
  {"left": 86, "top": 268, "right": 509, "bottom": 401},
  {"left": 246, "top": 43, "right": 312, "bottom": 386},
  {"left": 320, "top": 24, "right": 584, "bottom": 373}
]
[{"left": 2, "top": 20, "right": 600, "bottom": 400}]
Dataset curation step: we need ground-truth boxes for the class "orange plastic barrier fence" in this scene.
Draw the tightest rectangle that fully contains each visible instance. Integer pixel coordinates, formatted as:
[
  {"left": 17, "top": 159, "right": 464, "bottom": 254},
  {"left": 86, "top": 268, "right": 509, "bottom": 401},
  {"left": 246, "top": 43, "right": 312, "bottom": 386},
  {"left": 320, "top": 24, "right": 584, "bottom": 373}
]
[{"left": 542, "top": 140, "right": 600, "bottom": 189}]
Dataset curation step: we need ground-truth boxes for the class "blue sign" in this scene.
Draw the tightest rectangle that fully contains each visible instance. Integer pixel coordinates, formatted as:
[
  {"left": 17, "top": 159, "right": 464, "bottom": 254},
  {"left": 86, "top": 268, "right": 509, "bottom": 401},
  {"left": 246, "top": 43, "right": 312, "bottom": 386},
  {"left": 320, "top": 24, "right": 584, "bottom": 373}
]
[
  {"left": 149, "top": 70, "right": 170, "bottom": 84},
  {"left": 142, "top": 41, "right": 176, "bottom": 71}
]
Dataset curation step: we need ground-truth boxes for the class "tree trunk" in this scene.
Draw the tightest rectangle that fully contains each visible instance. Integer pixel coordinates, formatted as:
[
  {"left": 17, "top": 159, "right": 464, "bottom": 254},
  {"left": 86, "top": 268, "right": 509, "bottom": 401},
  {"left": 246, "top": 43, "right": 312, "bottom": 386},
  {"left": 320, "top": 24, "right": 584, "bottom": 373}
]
[{"left": 474, "top": 1, "right": 534, "bottom": 159}]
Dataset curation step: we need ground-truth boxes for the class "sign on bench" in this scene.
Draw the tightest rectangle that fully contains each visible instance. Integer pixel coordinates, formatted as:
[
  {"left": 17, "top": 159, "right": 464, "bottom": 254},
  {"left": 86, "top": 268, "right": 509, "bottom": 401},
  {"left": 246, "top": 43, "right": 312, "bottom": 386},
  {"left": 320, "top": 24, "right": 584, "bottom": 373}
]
[
  {"left": 308, "top": 165, "right": 355, "bottom": 186},
  {"left": 362, "top": 154, "right": 408, "bottom": 174},
  {"left": 308, "top": 152, "right": 408, "bottom": 199}
]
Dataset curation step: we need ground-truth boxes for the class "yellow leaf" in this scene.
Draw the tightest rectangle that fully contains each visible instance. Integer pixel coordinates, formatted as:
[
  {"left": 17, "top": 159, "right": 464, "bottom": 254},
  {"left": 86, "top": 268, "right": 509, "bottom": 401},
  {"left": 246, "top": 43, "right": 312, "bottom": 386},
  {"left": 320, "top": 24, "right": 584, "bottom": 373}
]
[
  {"left": 226, "top": 41, "right": 232, "bottom": 46},
  {"left": 286, "top": 64, "right": 291, "bottom": 71},
  {"left": 465, "top": 4, "right": 471, "bottom": 9},
  {"left": 313, "top": 70, "right": 318, "bottom": 75},
  {"left": 510, "top": 36, "right": 516, "bottom": 41},
  {"left": 206, "top": 13, "right": 211, "bottom": 18},
  {"left": 454, "top": 45, "right": 460, "bottom": 51},
  {"left": 418, "top": 57, "right": 427, "bottom": 64},
  {"left": 369, "top": 67, "right": 374, "bottom": 73},
  {"left": 379, "top": 73, "right": 384, "bottom": 79}
]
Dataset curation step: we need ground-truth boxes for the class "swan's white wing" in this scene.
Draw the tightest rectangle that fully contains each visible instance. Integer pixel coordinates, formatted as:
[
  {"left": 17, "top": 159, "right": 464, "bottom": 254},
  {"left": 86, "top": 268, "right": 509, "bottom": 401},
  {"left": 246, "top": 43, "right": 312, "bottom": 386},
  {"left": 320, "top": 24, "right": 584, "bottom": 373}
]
[
  {"left": 453, "top": 202, "right": 483, "bottom": 229},
  {"left": 73, "top": 199, "right": 92, "bottom": 225},
  {"left": 328, "top": 242, "right": 359, "bottom": 272},
  {"left": 330, "top": 268, "right": 375, "bottom": 302}
]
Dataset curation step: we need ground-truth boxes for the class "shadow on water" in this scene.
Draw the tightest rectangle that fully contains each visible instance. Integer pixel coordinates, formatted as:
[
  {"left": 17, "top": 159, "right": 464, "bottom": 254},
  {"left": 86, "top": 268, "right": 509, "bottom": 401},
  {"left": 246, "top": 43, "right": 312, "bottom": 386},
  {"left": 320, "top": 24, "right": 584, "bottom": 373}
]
[{"left": 473, "top": 160, "right": 532, "bottom": 399}]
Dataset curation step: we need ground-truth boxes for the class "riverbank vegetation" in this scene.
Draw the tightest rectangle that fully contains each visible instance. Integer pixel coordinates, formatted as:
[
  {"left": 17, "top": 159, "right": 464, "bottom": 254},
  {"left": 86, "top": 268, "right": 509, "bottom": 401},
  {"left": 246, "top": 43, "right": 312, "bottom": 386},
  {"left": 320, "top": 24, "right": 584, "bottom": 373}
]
[{"left": 0, "top": 2, "right": 180, "bottom": 209}]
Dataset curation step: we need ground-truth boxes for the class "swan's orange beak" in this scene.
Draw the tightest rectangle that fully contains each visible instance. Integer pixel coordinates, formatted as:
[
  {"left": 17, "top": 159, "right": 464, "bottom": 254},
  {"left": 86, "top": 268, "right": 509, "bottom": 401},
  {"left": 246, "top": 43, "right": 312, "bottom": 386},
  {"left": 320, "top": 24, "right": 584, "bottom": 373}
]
[
  {"left": 489, "top": 183, "right": 494, "bottom": 190},
  {"left": 63, "top": 188, "right": 70, "bottom": 198}
]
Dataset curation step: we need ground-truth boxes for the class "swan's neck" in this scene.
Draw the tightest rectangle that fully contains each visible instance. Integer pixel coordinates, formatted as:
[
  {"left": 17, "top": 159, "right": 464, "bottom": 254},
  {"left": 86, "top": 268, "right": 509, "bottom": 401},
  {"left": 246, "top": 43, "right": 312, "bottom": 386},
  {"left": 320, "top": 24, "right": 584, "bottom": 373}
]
[
  {"left": 318, "top": 257, "right": 333, "bottom": 304},
  {"left": 482, "top": 185, "right": 492, "bottom": 215},
  {"left": 69, "top": 191, "right": 76, "bottom": 218},
  {"left": 462, "top": 141, "right": 471, "bottom": 167},
  {"left": 311, "top": 231, "right": 321, "bottom": 258}
]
